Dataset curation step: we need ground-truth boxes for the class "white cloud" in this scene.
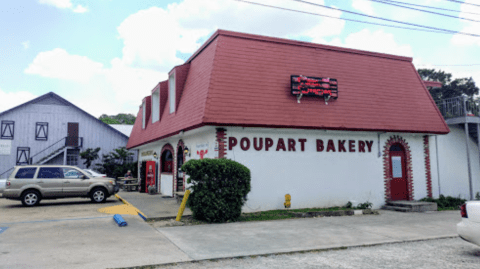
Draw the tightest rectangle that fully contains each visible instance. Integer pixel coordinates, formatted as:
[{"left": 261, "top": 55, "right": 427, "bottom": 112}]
[
  {"left": 351, "top": 0, "right": 375, "bottom": 15},
  {"left": 117, "top": 0, "right": 346, "bottom": 70},
  {"left": 0, "top": 88, "right": 38, "bottom": 113},
  {"left": 25, "top": 0, "right": 347, "bottom": 116},
  {"left": 72, "top": 4, "right": 88, "bottom": 13},
  {"left": 451, "top": 0, "right": 480, "bottom": 46},
  {"left": 38, "top": 0, "right": 88, "bottom": 13},
  {"left": 324, "top": 29, "right": 413, "bottom": 57},
  {"left": 22, "top": 41, "right": 30, "bottom": 49},
  {"left": 25, "top": 48, "right": 104, "bottom": 83}
]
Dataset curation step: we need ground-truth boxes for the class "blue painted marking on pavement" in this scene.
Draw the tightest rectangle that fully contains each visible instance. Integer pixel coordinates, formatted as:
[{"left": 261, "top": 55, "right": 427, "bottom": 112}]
[{"left": 0, "top": 227, "right": 8, "bottom": 234}]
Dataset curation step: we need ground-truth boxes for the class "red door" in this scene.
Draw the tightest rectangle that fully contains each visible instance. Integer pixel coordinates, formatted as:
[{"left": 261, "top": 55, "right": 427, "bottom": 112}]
[
  {"left": 145, "top": 161, "right": 156, "bottom": 193},
  {"left": 390, "top": 144, "right": 408, "bottom": 200}
]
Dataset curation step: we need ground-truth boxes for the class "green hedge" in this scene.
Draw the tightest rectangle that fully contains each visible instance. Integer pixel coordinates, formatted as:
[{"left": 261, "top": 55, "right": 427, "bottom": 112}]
[{"left": 182, "top": 158, "right": 251, "bottom": 223}]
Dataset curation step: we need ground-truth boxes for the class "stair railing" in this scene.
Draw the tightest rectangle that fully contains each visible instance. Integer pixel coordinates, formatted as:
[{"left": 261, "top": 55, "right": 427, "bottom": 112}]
[
  {"left": 30, "top": 137, "right": 67, "bottom": 164},
  {"left": 436, "top": 96, "right": 479, "bottom": 119}
]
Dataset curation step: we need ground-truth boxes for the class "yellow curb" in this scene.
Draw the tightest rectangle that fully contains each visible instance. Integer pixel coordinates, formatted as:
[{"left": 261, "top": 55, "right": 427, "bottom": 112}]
[{"left": 112, "top": 193, "right": 148, "bottom": 218}]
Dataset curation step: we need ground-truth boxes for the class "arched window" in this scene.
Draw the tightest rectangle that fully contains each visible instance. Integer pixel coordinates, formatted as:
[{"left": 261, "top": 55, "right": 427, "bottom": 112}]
[
  {"left": 390, "top": 144, "right": 403, "bottom": 151},
  {"left": 161, "top": 150, "right": 173, "bottom": 173}
]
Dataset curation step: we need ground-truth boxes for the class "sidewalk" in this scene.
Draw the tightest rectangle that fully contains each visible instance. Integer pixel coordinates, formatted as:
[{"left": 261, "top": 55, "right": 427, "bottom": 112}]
[
  {"left": 116, "top": 190, "right": 191, "bottom": 220},
  {"left": 153, "top": 210, "right": 461, "bottom": 262}
]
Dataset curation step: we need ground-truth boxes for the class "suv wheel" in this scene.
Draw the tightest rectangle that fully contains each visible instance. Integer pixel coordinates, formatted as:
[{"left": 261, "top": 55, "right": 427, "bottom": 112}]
[
  {"left": 21, "top": 190, "right": 41, "bottom": 207},
  {"left": 90, "top": 188, "right": 107, "bottom": 203}
]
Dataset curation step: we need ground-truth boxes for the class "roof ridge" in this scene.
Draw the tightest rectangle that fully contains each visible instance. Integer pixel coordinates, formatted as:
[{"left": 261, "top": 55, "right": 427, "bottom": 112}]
[
  {"left": 0, "top": 91, "right": 129, "bottom": 139},
  {"left": 224, "top": 29, "right": 412, "bottom": 62},
  {"left": 200, "top": 35, "right": 220, "bottom": 124},
  {"left": 411, "top": 62, "right": 450, "bottom": 133}
]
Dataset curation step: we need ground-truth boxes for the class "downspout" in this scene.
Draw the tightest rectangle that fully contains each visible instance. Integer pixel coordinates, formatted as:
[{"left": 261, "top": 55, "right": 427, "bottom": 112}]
[
  {"left": 463, "top": 97, "right": 474, "bottom": 200},
  {"left": 435, "top": 135, "right": 441, "bottom": 196},
  {"left": 378, "top": 133, "right": 382, "bottom": 158}
]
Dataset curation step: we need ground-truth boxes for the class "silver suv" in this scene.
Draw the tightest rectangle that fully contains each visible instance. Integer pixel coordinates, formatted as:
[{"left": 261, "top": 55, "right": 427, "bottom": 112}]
[{"left": 3, "top": 165, "right": 119, "bottom": 206}]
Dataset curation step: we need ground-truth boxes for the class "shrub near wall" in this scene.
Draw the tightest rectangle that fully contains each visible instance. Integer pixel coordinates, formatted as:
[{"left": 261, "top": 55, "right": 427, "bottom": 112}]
[{"left": 182, "top": 158, "right": 251, "bottom": 223}]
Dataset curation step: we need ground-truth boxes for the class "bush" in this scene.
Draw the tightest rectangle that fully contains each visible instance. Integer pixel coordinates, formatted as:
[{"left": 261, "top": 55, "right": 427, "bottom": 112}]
[
  {"left": 182, "top": 158, "right": 251, "bottom": 223},
  {"left": 419, "top": 195, "right": 466, "bottom": 210}
]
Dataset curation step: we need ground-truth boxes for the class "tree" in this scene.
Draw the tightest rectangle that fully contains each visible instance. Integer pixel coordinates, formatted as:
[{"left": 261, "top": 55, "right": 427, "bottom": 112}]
[
  {"left": 95, "top": 147, "right": 135, "bottom": 179},
  {"left": 79, "top": 147, "right": 101, "bottom": 168},
  {"left": 99, "top": 113, "right": 136, "bottom": 125},
  {"left": 418, "top": 69, "right": 479, "bottom": 102}
]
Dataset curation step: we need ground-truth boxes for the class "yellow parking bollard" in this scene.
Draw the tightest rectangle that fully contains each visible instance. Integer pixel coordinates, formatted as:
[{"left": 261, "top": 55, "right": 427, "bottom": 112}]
[
  {"left": 176, "top": 190, "right": 191, "bottom": 221},
  {"left": 284, "top": 194, "right": 291, "bottom": 208}
]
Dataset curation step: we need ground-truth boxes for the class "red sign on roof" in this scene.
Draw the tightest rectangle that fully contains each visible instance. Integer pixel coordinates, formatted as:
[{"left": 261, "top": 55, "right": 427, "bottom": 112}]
[{"left": 291, "top": 75, "right": 338, "bottom": 100}]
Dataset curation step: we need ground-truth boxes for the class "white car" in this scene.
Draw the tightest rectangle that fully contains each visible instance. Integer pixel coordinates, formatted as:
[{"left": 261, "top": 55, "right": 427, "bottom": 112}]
[
  {"left": 83, "top": 169, "right": 106, "bottom": 178},
  {"left": 0, "top": 179, "right": 5, "bottom": 194},
  {"left": 457, "top": 201, "right": 480, "bottom": 247}
]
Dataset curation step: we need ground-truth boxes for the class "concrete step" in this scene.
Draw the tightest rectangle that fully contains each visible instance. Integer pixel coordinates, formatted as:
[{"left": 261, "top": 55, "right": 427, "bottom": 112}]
[
  {"left": 384, "top": 201, "right": 437, "bottom": 212},
  {"left": 381, "top": 205, "right": 413, "bottom": 212}
]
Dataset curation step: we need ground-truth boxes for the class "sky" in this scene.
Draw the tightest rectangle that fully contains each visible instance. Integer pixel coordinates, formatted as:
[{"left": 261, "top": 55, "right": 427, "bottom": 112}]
[{"left": 1, "top": 0, "right": 479, "bottom": 117}]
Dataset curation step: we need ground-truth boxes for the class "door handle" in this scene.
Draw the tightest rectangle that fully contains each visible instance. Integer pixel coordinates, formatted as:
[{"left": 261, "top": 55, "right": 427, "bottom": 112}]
[
  {"left": 64, "top": 181, "right": 70, "bottom": 183},
  {"left": 38, "top": 181, "right": 44, "bottom": 183}
]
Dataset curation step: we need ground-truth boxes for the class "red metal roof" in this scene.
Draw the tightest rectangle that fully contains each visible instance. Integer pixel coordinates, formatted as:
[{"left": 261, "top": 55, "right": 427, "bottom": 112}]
[{"left": 127, "top": 30, "right": 449, "bottom": 149}]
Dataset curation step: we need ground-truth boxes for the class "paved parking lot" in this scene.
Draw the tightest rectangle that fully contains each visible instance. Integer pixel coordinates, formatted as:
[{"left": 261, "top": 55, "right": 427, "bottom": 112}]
[
  {"left": 0, "top": 196, "right": 192, "bottom": 269},
  {"left": 0, "top": 195, "right": 121, "bottom": 223}
]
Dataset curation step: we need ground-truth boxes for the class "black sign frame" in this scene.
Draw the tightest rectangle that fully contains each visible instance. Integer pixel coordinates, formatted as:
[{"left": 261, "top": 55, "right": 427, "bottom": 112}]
[{"left": 291, "top": 75, "right": 338, "bottom": 99}]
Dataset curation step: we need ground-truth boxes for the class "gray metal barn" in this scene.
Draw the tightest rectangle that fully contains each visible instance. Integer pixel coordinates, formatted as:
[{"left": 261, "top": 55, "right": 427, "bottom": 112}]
[{"left": 0, "top": 92, "right": 137, "bottom": 178}]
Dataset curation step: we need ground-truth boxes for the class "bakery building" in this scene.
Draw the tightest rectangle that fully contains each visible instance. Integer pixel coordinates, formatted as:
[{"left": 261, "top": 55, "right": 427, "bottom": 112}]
[{"left": 127, "top": 30, "right": 454, "bottom": 211}]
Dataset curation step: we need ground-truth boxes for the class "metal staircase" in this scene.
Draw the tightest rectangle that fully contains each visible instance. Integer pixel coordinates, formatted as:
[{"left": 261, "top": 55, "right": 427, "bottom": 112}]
[
  {"left": 34, "top": 145, "right": 67, "bottom": 164},
  {"left": 436, "top": 96, "right": 480, "bottom": 143}
]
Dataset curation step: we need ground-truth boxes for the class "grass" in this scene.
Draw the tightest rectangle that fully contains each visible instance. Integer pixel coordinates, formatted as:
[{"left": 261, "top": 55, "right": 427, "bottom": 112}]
[{"left": 177, "top": 207, "right": 361, "bottom": 224}]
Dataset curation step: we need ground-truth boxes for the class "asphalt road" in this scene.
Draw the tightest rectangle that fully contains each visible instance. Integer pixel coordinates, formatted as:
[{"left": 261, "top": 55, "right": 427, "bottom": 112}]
[{"left": 155, "top": 237, "right": 480, "bottom": 269}]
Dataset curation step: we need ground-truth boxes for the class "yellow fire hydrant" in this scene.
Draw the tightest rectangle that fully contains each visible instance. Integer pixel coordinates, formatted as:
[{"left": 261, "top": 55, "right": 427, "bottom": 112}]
[{"left": 284, "top": 194, "right": 291, "bottom": 208}]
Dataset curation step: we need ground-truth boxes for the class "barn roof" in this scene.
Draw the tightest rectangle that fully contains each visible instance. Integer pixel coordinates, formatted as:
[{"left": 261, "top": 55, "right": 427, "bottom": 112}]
[
  {"left": 0, "top": 92, "right": 129, "bottom": 140},
  {"left": 127, "top": 30, "right": 449, "bottom": 149}
]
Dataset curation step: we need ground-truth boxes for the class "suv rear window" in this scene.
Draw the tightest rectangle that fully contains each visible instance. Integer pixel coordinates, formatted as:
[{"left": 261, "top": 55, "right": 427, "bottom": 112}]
[
  {"left": 15, "top": 168, "right": 37, "bottom": 179},
  {"left": 38, "top": 167, "right": 64, "bottom": 179}
]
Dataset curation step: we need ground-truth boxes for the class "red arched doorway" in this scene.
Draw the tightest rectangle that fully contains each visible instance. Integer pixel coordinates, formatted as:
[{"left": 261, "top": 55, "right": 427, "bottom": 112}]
[
  {"left": 160, "top": 144, "right": 174, "bottom": 196},
  {"left": 389, "top": 143, "right": 409, "bottom": 200}
]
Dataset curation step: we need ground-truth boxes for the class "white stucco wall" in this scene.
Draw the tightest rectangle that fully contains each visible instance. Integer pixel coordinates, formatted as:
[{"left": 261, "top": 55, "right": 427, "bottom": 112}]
[
  {"left": 135, "top": 126, "right": 429, "bottom": 211},
  {"left": 432, "top": 125, "right": 480, "bottom": 200},
  {"left": 226, "top": 127, "right": 427, "bottom": 211}
]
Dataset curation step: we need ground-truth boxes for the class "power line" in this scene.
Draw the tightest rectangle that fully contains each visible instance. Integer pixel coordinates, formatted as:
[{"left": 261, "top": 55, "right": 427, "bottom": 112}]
[
  {"left": 419, "top": 63, "right": 480, "bottom": 67},
  {"left": 443, "top": 0, "right": 480, "bottom": 8},
  {"left": 233, "top": 0, "right": 465, "bottom": 36},
  {"left": 381, "top": 0, "right": 480, "bottom": 16},
  {"left": 363, "top": 0, "right": 480, "bottom": 22},
  {"left": 289, "top": 0, "right": 480, "bottom": 37}
]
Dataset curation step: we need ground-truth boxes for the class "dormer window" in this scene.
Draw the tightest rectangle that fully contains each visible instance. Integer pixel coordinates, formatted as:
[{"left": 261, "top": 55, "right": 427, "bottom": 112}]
[
  {"left": 152, "top": 89, "right": 160, "bottom": 123},
  {"left": 142, "top": 101, "right": 146, "bottom": 129},
  {"left": 169, "top": 72, "right": 176, "bottom": 114}
]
